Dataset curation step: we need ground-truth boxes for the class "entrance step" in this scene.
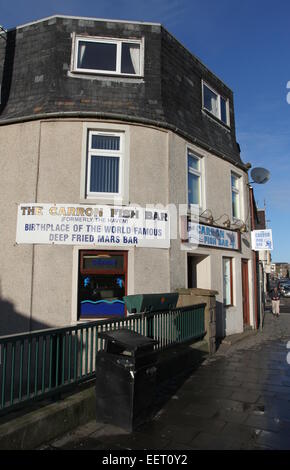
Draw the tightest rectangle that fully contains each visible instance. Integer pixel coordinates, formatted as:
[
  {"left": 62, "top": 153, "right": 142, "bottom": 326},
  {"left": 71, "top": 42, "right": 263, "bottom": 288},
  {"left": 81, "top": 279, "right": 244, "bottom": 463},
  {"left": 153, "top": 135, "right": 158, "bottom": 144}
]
[{"left": 221, "top": 328, "right": 257, "bottom": 346}]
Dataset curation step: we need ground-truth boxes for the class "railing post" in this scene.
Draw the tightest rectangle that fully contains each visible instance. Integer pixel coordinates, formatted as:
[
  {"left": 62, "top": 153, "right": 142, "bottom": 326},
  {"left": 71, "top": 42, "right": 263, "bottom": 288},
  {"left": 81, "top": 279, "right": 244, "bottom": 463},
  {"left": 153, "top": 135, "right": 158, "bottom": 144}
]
[{"left": 51, "top": 332, "right": 63, "bottom": 401}]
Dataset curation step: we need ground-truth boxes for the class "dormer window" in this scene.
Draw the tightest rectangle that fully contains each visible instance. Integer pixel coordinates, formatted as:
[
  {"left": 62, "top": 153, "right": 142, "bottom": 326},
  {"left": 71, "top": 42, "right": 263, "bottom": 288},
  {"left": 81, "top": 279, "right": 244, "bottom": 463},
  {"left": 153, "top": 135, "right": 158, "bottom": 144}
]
[
  {"left": 202, "top": 81, "right": 229, "bottom": 126},
  {"left": 72, "top": 35, "right": 144, "bottom": 76}
]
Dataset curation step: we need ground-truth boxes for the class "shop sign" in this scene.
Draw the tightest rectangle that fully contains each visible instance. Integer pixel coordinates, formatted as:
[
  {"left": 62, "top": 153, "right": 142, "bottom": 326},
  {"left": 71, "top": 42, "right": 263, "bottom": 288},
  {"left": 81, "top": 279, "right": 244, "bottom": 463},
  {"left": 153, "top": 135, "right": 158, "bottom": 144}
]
[
  {"left": 188, "top": 221, "right": 239, "bottom": 250},
  {"left": 251, "top": 229, "right": 273, "bottom": 251},
  {"left": 16, "top": 203, "right": 170, "bottom": 248}
]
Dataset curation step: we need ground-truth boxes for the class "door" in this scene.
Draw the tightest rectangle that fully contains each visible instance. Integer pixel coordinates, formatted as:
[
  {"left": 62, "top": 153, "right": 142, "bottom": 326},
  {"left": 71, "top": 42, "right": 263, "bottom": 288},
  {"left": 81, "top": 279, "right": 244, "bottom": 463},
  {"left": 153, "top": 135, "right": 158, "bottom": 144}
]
[{"left": 242, "top": 259, "right": 250, "bottom": 326}]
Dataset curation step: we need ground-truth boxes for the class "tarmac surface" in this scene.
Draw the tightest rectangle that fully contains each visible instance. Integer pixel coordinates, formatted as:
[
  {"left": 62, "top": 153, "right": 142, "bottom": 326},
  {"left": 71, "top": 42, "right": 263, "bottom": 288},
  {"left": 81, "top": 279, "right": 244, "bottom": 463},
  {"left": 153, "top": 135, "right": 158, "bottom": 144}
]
[{"left": 39, "top": 304, "right": 290, "bottom": 450}]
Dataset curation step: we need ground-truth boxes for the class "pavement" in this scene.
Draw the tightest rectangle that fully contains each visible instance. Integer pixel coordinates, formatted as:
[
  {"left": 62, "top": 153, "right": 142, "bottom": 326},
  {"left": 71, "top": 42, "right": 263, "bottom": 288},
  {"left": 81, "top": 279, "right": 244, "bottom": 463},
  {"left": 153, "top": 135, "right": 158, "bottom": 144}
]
[{"left": 38, "top": 306, "right": 290, "bottom": 451}]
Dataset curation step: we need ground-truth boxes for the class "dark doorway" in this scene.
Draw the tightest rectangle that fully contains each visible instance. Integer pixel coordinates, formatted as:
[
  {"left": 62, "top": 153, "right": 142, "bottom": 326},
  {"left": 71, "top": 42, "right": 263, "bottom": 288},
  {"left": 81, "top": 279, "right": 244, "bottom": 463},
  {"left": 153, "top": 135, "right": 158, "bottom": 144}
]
[{"left": 187, "top": 255, "right": 197, "bottom": 288}]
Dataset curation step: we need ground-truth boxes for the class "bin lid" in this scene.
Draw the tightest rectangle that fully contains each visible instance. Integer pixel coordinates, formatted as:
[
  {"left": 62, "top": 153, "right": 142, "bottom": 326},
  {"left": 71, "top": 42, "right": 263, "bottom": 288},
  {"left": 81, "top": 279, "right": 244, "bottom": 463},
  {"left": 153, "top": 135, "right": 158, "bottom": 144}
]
[
  {"left": 98, "top": 328, "right": 158, "bottom": 352},
  {"left": 123, "top": 292, "right": 179, "bottom": 313}
]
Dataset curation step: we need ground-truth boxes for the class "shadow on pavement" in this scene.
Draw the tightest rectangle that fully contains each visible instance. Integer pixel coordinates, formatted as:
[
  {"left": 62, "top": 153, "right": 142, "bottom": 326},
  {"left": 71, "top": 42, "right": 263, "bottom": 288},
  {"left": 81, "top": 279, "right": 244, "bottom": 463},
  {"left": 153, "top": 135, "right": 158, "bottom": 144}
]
[
  {"left": 153, "top": 346, "right": 208, "bottom": 415},
  {"left": 43, "top": 345, "right": 208, "bottom": 450}
]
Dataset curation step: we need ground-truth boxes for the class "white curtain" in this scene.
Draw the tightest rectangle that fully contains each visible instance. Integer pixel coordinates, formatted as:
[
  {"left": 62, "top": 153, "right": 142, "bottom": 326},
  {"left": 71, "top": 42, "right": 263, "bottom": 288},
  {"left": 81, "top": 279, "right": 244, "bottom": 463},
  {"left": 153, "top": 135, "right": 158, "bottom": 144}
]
[
  {"left": 129, "top": 45, "right": 140, "bottom": 74},
  {"left": 211, "top": 94, "right": 218, "bottom": 116},
  {"left": 79, "top": 43, "right": 86, "bottom": 67}
]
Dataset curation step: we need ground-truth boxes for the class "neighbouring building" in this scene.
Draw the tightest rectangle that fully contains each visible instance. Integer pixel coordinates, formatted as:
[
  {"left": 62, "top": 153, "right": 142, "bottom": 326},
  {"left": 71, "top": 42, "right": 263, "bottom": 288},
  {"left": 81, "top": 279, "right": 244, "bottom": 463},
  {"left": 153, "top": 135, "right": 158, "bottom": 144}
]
[
  {"left": 255, "top": 208, "right": 272, "bottom": 294},
  {"left": 271, "top": 263, "right": 290, "bottom": 279},
  {"left": 0, "top": 15, "right": 255, "bottom": 338},
  {"left": 249, "top": 198, "right": 273, "bottom": 326}
]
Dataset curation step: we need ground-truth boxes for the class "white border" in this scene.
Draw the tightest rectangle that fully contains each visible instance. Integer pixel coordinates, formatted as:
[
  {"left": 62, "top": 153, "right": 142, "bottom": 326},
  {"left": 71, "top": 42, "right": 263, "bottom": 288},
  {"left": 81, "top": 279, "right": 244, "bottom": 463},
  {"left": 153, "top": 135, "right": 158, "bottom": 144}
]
[
  {"left": 231, "top": 170, "right": 244, "bottom": 222},
  {"left": 80, "top": 122, "right": 130, "bottom": 205},
  {"left": 71, "top": 245, "right": 135, "bottom": 323},
  {"left": 72, "top": 35, "right": 144, "bottom": 77},
  {"left": 87, "top": 130, "right": 124, "bottom": 199},
  {"left": 186, "top": 146, "right": 206, "bottom": 213},
  {"left": 202, "top": 80, "right": 230, "bottom": 127}
]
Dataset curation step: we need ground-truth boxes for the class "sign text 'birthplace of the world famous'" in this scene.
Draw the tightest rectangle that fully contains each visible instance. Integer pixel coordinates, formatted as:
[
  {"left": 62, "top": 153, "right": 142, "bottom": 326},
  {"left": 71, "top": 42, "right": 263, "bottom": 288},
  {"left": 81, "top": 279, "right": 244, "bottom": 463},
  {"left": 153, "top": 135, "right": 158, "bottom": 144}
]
[{"left": 16, "top": 203, "right": 170, "bottom": 248}]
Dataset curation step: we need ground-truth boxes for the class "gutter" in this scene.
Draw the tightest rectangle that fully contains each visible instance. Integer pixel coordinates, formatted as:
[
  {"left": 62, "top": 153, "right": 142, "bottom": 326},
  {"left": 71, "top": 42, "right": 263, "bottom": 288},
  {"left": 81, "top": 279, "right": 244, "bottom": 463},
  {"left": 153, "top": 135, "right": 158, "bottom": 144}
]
[{"left": 0, "top": 110, "right": 248, "bottom": 172}]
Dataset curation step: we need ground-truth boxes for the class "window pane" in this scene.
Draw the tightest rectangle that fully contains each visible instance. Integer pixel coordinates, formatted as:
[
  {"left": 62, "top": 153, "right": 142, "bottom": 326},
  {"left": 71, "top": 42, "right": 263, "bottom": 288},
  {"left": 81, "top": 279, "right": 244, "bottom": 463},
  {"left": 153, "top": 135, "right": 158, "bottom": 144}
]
[
  {"left": 91, "top": 134, "right": 120, "bottom": 150},
  {"left": 77, "top": 41, "right": 117, "bottom": 71},
  {"left": 232, "top": 191, "right": 240, "bottom": 218},
  {"left": 90, "top": 156, "right": 119, "bottom": 193},
  {"left": 79, "top": 274, "right": 125, "bottom": 318},
  {"left": 188, "top": 172, "right": 200, "bottom": 205},
  {"left": 121, "top": 43, "right": 140, "bottom": 74},
  {"left": 203, "top": 84, "right": 219, "bottom": 117},
  {"left": 188, "top": 154, "right": 200, "bottom": 171},
  {"left": 231, "top": 174, "right": 239, "bottom": 189},
  {"left": 221, "top": 97, "right": 227, "bottom": 124},
  {"left": 223, "top": 258, "right": 232, "bottom": 305}
]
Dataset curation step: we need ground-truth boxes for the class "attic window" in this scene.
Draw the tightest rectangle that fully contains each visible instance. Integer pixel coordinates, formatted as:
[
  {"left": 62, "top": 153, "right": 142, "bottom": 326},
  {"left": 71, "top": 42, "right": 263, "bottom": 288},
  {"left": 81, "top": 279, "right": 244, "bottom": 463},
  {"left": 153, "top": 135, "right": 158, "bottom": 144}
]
[
  {"left": 202, "top": 81, "right": 229, "bottom": 126},
  {"left": 72, "top": 36, "right": 143, "bottom": 76}
]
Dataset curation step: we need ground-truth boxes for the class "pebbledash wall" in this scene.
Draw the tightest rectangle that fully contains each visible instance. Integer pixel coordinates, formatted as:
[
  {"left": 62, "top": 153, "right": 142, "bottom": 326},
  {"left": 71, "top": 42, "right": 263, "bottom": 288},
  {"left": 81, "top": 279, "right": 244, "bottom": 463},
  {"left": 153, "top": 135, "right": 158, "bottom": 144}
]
[{"left": 0, "top": 15, "right": 253, "bottom": 337}]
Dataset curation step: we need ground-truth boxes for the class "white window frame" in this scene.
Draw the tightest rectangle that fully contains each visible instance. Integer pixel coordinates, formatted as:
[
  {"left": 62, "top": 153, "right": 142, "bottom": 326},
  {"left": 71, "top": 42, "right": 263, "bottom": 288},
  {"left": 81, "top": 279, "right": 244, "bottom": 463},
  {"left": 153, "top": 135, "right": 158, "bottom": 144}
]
[
  {"left": 223, "top": 257, "right": 233, "bottom": 307},
  {"left": 231, "top": 172, "right": 241, "bottom": 221},
  {"left": 72, "top": 34, "right": 144, "bottom": 77},
  {"left": 87, "top": 131, "right": 123, "bottom": 199},
  {"left": 202, "top": 80, "right": 230, "bottom": 126},
  {"left": 187, "top": 149, "right": 204, "bottom": 211},
  {"left": 80, "top": 123, "right": 130, "bottom": 205}
]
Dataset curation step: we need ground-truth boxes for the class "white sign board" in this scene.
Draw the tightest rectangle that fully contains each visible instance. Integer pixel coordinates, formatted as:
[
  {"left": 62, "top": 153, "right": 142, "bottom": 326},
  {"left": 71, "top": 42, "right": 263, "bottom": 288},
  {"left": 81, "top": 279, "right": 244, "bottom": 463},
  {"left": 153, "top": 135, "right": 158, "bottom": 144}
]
[
  {"left": 16, "top": 203, "right": 170, "bottom": 248},
  {"left": 251, "top": 229, "right": 273, "bottom": 251},
  {"left": 188, "top": 222, "right": 239, "bottom": 250}
]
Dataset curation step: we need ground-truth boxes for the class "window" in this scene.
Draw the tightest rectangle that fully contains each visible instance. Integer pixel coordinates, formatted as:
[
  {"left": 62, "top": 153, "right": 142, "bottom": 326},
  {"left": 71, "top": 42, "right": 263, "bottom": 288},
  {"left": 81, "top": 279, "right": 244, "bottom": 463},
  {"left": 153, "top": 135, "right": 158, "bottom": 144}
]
[
  {"left": 202, "top": 82, "right": 229, "bottom": 125},
  {"left": 73, "top": 36, "right": 143, "bottom": 76},
  {"left": 223, "top": 257, "right": 233, "bottom": 306},
  {"left": 188, "top": 150, "right": 203, "bottom": 207},
  {"left": 86, "top": 131, "right": 123, "bottom": 198},
  {"left": 231, "top": 173, "right": 241, "bottom": 220},
  {"left": 78, "top": 250, "right": 127, "bottom": 319}
]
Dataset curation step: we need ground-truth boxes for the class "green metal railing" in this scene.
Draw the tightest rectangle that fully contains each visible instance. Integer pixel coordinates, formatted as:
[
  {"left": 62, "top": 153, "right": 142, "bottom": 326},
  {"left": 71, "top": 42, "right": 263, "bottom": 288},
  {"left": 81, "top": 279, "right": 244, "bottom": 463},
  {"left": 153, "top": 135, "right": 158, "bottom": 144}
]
[{"left": 0, "top": 303, "right": 205, "bottom": 415}]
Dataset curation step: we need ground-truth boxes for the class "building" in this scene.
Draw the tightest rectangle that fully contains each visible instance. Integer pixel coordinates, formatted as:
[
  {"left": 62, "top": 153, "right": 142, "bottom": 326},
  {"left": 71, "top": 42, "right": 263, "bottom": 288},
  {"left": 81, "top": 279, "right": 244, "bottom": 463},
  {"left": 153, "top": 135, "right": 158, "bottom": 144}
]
[
  {"left": 249, "top": 197, "right": 272, "bottom": 327},
  {"left": 271, "top": 263, "right": 290, "bottom": 279},
  {"left": 255, "top": 208, "right": 272, "bottom": 293},
  {"left": 0, "top": 15, "right": 255, "bottom": 338}
]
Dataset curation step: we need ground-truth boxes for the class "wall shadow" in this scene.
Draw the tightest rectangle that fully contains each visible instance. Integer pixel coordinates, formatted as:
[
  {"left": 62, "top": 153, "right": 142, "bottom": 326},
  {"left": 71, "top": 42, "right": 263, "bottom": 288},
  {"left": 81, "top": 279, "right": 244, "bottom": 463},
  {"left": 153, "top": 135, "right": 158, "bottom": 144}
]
[
  {"left": 215, "top": 300, "right": 226, "bottom": 347},
  {"left": 0, "top": 295, "right": 75, "bottom": 413},
  {"left": 0, "top": 298, "right": 50, "bottom": 336}
]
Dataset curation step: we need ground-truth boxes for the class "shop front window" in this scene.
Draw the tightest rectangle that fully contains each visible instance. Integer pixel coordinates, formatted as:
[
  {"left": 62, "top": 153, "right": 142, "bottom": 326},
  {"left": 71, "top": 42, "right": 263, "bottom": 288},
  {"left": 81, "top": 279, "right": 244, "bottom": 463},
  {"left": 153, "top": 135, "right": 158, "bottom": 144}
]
[{"left": 78, "top": 251, "right": 127, "bottom": 319}]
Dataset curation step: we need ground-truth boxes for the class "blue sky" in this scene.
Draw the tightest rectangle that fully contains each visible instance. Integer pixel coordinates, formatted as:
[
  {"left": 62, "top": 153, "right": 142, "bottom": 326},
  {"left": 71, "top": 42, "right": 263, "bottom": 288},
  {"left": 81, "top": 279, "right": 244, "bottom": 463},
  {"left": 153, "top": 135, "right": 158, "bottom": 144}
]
[{"left": 1, "top": 0, "right": 289, "bottom": 262}]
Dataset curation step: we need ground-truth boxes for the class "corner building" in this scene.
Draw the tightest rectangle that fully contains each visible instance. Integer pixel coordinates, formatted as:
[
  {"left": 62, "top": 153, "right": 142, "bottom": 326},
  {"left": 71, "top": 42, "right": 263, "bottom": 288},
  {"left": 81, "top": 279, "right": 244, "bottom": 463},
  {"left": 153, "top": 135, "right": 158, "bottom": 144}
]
[{"left": 0, "top": 15, "right": 254, "bottom": 337}]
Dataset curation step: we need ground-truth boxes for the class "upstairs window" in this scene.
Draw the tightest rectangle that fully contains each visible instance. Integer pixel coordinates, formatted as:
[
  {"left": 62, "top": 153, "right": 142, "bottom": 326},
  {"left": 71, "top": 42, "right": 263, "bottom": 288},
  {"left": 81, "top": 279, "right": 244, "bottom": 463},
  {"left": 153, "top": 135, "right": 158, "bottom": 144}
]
[
  {"left": 202, "top": 82, "right": 229, "bottom": 126},
  {"left": 86, "top": 131, "right": 123, "bottom": 198},
  {"left": 188, "top": 151, "right": 203, "bottom": 208},
  {"left": 231, "top": 172, "right": 241, "bottom": 220},
  {"left": 73, "top": 36, "right": 143, "bottom": 76}
]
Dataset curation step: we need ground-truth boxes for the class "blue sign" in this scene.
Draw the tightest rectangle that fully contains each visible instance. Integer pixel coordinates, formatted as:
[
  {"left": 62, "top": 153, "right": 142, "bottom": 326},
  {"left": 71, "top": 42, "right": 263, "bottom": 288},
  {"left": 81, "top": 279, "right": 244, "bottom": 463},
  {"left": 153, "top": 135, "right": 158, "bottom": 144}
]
[{"left": 188, "top": 222, "right": 238, "bottom": 250}]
